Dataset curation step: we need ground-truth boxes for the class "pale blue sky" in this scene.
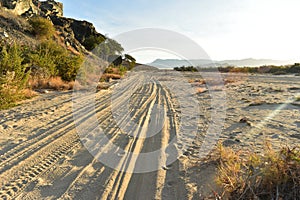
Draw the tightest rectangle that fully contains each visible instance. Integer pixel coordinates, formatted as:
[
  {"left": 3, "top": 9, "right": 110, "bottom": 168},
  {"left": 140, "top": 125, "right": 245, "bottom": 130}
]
[{"left": 60, "top": 0, "right": 300, "bottom": 63}]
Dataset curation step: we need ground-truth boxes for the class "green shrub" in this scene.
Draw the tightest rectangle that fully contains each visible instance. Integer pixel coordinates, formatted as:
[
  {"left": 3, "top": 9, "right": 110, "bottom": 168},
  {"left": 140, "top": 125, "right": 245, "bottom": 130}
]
[
  {"left": 0, "top": 43, "right": 30, "bottom": 109},
  {"left": 29, "top": 40, "right": 61, "bottom": 77},
  {"left": 56, "top": 54, "right": 83, "bottom": 82},
  {"left": 83, "top": 35, "right": 106, "bottom": 51},
  {"left": 29, "top": 17, "right": 55, "bottom": 39},
  {"left": 119, "top": 65, "right": 127, "bottom": 75},
  {"left": 29, "top": 40, "right": 83, "bottom": 81}
]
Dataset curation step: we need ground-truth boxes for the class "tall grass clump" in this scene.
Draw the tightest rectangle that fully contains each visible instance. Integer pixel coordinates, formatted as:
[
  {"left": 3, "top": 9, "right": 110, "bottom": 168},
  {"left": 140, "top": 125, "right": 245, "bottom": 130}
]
[{"left": 216, "top": 142, "right": 300, "bottom": 199}]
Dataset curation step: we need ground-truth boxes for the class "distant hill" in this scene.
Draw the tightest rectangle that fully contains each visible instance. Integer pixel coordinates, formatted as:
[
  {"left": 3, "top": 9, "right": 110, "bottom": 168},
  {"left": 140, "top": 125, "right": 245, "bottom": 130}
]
[{"left": 149, "top": 58, "right": 295, "bottom": 68}]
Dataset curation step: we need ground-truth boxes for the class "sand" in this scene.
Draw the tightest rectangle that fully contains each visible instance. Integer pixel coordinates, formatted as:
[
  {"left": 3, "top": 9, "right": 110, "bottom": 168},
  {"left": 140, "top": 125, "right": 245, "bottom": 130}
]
[{"left": 0, "top": 70, "right": 299, "bottom": 199}]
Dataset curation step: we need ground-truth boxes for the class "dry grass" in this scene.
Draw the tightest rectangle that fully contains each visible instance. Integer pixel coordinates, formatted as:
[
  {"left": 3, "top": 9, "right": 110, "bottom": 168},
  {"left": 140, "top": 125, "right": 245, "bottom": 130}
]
[
  {"left": 100, "top": 74, "right": 122, "bottom": 82},
  {"left": 216, "top": 142, "right": 300, "bottom": 199},
  {"left": 189, "top": 78, "right": 240, "bottom": 87},
  {"left": 249, "top": 99, "right": 266, "bottom": 106},
  {"left": 188, "top": 79, "right": 206, "bottom": 85},
  {"left": 21, "top": 89, "right": 38, "bottom": 98},
  {"left": 196, "top": 87, "right": 208, "bottom": 94},
  {"left": 28, "top": 77, "right": 74, "bottom": 90},
  {"left": 224, "top": 78, "right": 239, "bottom": 84}
]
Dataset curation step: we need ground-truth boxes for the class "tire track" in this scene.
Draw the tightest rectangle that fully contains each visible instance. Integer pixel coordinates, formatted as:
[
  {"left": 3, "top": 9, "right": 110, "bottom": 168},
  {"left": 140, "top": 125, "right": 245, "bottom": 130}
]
[
  {"left": 0, "top": 90, "right": 122, "bottom": 199},
  {"left": 0, "top": 93, "right": 112, "bottom": 174},
  {"left": 100, "top": 80, "right": 177, "bottom": 200}
]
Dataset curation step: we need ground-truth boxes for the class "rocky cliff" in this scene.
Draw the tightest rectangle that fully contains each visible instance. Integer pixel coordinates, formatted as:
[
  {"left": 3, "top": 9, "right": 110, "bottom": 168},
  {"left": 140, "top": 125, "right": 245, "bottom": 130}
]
[
  {"left": 0, "top": 0, "right": 62, "bottom": 17},
  {"left": 0, "top": 0, "right": 105, "bottom": 54}
]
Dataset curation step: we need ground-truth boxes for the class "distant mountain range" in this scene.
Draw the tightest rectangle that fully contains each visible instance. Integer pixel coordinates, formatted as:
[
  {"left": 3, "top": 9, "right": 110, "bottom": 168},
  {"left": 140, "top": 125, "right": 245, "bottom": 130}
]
[{"left": 148, "top": 58, "right": 296, "bottom": 68}]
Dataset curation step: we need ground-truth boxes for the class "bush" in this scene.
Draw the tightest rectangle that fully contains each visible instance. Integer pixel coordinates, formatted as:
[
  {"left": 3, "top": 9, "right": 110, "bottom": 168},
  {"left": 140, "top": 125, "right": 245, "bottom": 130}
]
[
  {"left": 0, "top": 40, "right": 83, "bottom": 109},
  {"left": 0, "top": 43, "right": 30, "bottom": 109},
  {"left": 29, "top": 40, "right": 83, "bottom": 81},
  {"left": 56, "top": 54, "right": 83, "bottom": 82},
  {"left": 216, "top": 142, "right": 300, "bottom": 199},
  {"left": 28, "top": 76, "right": 74, "bottom": 90},
  {"left": 29, "top": 41, "right": 59, "bottom": 77},
  {"left": 29, "top": 17, "right": 55, "bottom": 39},
  {"left": 83, "top": 35, "right": 106, "bottom": 51}
]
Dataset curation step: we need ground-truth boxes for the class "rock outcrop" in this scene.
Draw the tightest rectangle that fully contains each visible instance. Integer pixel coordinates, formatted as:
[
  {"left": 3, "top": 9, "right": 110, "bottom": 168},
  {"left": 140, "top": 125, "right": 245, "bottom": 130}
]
[
  {"left": 51, "top": 16, "right": 105, "bottom": 46},
  {"left": 0, "top": 0, "right": 62, "bottom": 17},
  {"left": 0, "top": 0, "right": 105, "bottom": 53},
  {"left": 0, "top": 0, "right": 38, "bottom": 16}
]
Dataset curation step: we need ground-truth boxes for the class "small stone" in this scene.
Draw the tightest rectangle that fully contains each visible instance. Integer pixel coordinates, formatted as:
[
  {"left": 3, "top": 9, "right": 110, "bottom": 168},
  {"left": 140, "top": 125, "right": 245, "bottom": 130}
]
[
  {"left": 271, "top": 134, "right": 280, "bottom": 139},
  {"left": 239, "top": 117, "right": 249, "bottom": 123},
  {"left": 235, "top": 139, "right": 241, "bottom": 143}
]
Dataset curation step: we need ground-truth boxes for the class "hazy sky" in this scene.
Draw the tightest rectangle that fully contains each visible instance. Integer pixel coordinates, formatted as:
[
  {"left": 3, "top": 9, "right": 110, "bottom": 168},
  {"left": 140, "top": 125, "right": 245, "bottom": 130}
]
[{"left": 60, "top": 0, "right": 300, "bottom": 63}]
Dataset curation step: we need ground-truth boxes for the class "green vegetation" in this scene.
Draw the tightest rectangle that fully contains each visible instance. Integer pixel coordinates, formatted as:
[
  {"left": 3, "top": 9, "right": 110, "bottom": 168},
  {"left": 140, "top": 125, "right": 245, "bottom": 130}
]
[
  {"left": 29, "top": 40, "right": 83, "bottom": 81},
  {"left": 0, "top": 41, "right": 83, "bottom": 109},
  {"left": 0, "top": 43, "right": 30, "bottom": 109},
  {"left": 29, "top": 17, "right": 55, "bottom": 39},
  {"left": 190, "top": 63, "right": 300, "bottom": 75},
  {"left": 83, "top": 35, "right": 106, "bottom": 51},
  {"left": 0, "top": 14, "right": 135, "bottom": 110},
  {"left": 174, "top": 66, "right": 198, "bottom": 72},
  {"left": 216, "top": 142, "right": 300, "bottom": 199}
]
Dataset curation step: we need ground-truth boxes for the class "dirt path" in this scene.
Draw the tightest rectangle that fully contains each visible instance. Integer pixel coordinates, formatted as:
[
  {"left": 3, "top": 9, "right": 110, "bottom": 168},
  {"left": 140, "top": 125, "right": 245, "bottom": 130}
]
[
  {"left": 0, "top": 71, "right": 299, "bottom": 199},
  {"left": 0, "top": 70, "right": 194, "bottom": 200}
]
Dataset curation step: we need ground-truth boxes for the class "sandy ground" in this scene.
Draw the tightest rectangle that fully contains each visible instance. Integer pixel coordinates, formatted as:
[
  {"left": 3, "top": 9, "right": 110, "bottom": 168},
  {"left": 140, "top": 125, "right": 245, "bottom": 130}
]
[{"left": 0, "top": 70, "right": 299, "bottom": 199}]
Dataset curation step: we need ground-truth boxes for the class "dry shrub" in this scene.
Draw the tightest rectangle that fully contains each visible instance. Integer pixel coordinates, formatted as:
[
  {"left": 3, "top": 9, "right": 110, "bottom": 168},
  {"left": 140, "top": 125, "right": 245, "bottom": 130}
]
[
  {"left": 101, "top": 74, "right": 121, "bottom": 82},
  {"left": 188, "top": 79, "right": 195, "bottom": 83},
  {"left": 22, "top": 89, "right": 37, "bottom": 98},
  {"left": 216, "top": 142, "right": 300, "bottom": 199},
  {"left": 249, "top": 99, "right": 266, "bottom": 106},
  {"left": 224, "top": 78, "right": 238, "bottom": 84},
  {"left": 28, "top": 77, "right": 74, "bottom": 90}
]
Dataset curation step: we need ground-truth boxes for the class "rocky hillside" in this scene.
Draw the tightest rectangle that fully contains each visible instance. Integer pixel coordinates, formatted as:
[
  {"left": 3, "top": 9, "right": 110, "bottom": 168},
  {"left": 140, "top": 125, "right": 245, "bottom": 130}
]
[{"left": 0, "top": 0, "right": 105, "bottom": 54}]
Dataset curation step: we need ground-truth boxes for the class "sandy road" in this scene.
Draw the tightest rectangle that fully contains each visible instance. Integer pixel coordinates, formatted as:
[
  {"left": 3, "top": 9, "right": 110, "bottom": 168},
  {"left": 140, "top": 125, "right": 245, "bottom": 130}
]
[
  {"left": 1, "top": 70, "right": 298, "bottom": 199},
  {"left": 0, "top": 70, "right": 196, "bottom": 200}
]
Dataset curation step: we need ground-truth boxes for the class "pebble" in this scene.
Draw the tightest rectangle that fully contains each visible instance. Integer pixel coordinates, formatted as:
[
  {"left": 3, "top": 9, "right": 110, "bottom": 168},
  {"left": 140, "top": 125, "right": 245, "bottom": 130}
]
[{"left": 271, "top": 134, "right": 280, "bottom": 139}]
